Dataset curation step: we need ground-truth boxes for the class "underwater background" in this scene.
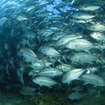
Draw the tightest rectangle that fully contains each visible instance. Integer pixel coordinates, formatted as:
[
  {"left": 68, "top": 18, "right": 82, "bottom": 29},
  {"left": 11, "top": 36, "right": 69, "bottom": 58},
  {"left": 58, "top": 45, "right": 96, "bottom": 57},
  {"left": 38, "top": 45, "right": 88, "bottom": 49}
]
[{"left": 0, "top": 0, "right": 105, "bottom": 105}]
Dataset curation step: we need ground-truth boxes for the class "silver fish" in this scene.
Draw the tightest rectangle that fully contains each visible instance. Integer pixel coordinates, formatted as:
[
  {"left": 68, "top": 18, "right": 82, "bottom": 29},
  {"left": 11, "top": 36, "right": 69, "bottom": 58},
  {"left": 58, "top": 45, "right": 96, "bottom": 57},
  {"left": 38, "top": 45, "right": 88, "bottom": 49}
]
[
  {"left": 78, "top": 5, "right": 100, "bottom": 11},
  {"left": 56, "top": 35, "right": 82, "bottom": 47},
  {"left": 87, "top": 23, "right": 105, "bottom": 32},
  {"left": 65, "top": 39, "right": 94, "bottom": 51},
  {"left": 16, "top": 15, "right": 28, "bottom": 21},
  {"left": 37, "top": 68, "right": 63, "bottom": 78},
  {"left": 38, "top": 46, "right": 60, "bottom": 59},
  {"left": 32, "top": 76, "right": 57, "bottom": 87},
  {"left": 18, "top": 48, "right": 37, "bottom": 63},
  {"left": 71, "top": 52, "right": 97, "bottom": 65},
  {"left": 90, "top": 32, "right": 105, "bottom": 42},
  {"left": 56, "top": 64, "right": 72, "bottom": 72},
  {"left": 19, "top": 86, "right": 36, "bottom": 96},
  {"left": 81, "top": 74, "right": 105, "bottom": 87},
  {"left": 0, "top": 17, "right": 7, "bottom": 26},
  {"left": 49, "top": 15, "right": 64, "bottom": 21},
  {"left": 62, "top": 69, "right": 84, "bottom": 84},
  {"left": 71, "top": 12, "right": 95, "bottom": 20}
]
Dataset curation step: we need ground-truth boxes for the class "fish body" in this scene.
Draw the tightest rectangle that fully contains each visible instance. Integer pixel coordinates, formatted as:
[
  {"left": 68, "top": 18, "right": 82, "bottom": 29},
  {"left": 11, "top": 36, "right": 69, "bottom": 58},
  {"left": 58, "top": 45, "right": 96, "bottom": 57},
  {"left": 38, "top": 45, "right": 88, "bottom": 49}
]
[
  {"left": 51, "top": 32, "right": 65, "bottom": 41},
  {"left": 71, "top": 53, "right": 97, "bottom": 65},
  {"left": 86, "top": 67, "right": 99, "bottom": 74},
  {"left": 71, "top": 12, "right": 95, "bottom": 20},
  {"left": 37, "top": 68, "right": 63, "bottom": 78},
  {"left": 62, "top": 69, "right": 84, "bottom": 84},
  {"left": 49, "top": 15, "right": 64, "bottom": 21},
  {"left": 68, "top": 92, "right": 83, "bottom": 101},
  {"left": 33, "top": 76, "right": 57, "bottom": 87},
  {"left": 65, "top": 39, "right": 93, "bottom": 51},
  {"left": 18, "top": 48, "right": 37, "bottom": 63},
  {"left": 79, "top": 5, "right": 100, "bottom": 11},
  {"left": 16, "top": 15, "right": 28, "bottom": 21},
  {"left": 0, "top": 17, "right": 7, "bottom": 26},
  {"left": 56, "top": 35, "right": 82, "bottom": 46},
  {"left": 56, "top": 64, "right": 72, "bottom": 72},
  {"left": 87, "top": 23, "right": 105, "bottom": 32},
  {"left": 70, "top": 19, "right": 87, "bottom": 24},
  {"left": 90, "top": 32, "right": 105, "bottom": 42},
  {"left": 81, "top": 74, "right": 105, "bottom": 87},
  {"left": 19, "top": 86, "right": 36, "bottom": 96},
  {"left": 38, "top": 46, "right": 60, "bottom": 59}
]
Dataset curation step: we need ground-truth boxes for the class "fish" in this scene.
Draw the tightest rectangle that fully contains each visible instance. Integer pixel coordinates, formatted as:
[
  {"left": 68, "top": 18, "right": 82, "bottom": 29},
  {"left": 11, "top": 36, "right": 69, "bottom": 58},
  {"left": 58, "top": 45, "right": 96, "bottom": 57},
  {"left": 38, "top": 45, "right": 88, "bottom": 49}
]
[
  {"left": 56, "top": 64, "right": 72, "bottom": 72},
  {"left": 25, "top": 6, "right": 35, "bottom": 12},
  {"left": 32, "top": 76, "right": 57, "bottom": 87},
  {"left": 19, "top": 86, "right": 36, "bottom": 96},
  {"left": 23, "top": 31, "right": 36, "bottom": 41},
  {"left": 87, "top": 23, "right": 105, "bottom": 32},
  {"left": 29, "top": 60, "right": 45, "bottom": 71},
  {"left": 16, "top": 15, "right": 28, "bottom": 21},
  {"left": 49, "top": 15, "right": 64, "bottom": 21},
  {"left": 18, "top": 48, "right": 38, "bottom": 63},
  {"left": 54, "top": 2, "right": 66, "bottom": 9},
  {"left": 16, "top": 68, "right": 24, "bottom": 85},
  {"left": 37, "top": 29, "right": 54, "bottom": 41},
  {"left": 86, "top": 67, "right": 99, "bottom": 74},
  {"left": 71, "top": 12, "right": 95, "bottom": 20},
  {"left": 70, "top": 19, "right": 87, "bottom": 24},
  {"left": 61, "top": 8, "right": 73, "bottom": 14},
  {"left": 29, "top": 59, "right": 52, "bottom": 70},
  {"left": 81, "top": 74, "right": 105, "bottom": 87},
  {"left": 37, "top": 68, "right": 63, "bottom": 78},
  {"left": 39, "top": 1, "right": 49, "bottom": 7},
  {"left": 71, "top": 52, "right": 98, "bottom": 65},
  {"left": 56, "top": 35, "right": 82, "bottom": 47},
  {"left": 51, "top": 32, "right": 66, "bottom": 41},
  {"left": 62, "top": 69, "right": 84, "bottom": 84},
  {"left": 68, "top": 92, "right": 83, "bottom": 101},
  {"left": 65, "top": 39, "right": 94, "bottom": 51},
  {"left": 37, "top": 12, "right": 52, "bottom": 18},
  {"left": 0, "top": 17, "right": 8, "bottom": 26},
  {"left": 78, "top": 5, "right": 100, "bottom": 11},
  {"left": 70, "top": 0, "right": 77, "bottom": 6},
  {"left": 38, "top": 45, "right": 60, "bottom": 59},
  {"left": 90, "top": 32, "right": 105, "bottom": 42}
]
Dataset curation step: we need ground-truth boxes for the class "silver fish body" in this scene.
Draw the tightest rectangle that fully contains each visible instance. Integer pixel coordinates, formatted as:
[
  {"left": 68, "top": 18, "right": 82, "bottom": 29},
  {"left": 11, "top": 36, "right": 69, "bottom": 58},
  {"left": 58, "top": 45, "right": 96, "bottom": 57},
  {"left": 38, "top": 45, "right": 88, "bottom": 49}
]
[
  {"left": 56, "top": 64, "right": 72, "bottom": 72},
  {"left": 71, "top": 12, "right": 95, "bottom": 20},
  {"left": 71, "top": 53, "right": 97, "bottom": 65},
  {"left": 62, "top": 69, "right": 84, "bottom": 84},
  {"left": 90, "top": 32, "right": 105, "bottom": 42},
  {"left": 65, "top": 39, "right": 93, "bottom": 51},
  {"left": 37, "top": 68, "right": 63, "bottom": 78},
  {"left": 32, "top": 76, "right": 57, "bottom": 87},
  {"left": 78, "top": 5, "right": 100, "bottom": 11},
  {"left": 56, "top": 35, "right": 82, "bottom": 47},
  {"left": 81, "top": 74, "right": 105, "bottom": 87},
  {"left": 38, "top": 46, "right": 60, "bottom": 59},
  {"left": 87, "top": 23, "right": 105, "bottom": 32},
  {"left": 18, "top": 48, "right": 37, "bottom": 63}
]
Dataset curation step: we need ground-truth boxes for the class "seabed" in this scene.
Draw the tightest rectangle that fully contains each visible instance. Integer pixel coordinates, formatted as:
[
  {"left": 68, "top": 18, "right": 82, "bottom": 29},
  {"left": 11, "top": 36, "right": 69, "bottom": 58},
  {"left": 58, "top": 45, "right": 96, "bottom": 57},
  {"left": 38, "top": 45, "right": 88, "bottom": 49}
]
[{"left": 0, "top": 89, "right": 105, "bottom": 105}]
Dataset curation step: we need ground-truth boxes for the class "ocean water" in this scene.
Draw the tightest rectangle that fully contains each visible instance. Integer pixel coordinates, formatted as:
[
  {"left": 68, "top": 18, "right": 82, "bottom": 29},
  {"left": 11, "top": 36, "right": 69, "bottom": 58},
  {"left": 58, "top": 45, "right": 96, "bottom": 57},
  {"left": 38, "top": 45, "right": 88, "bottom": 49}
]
[{"left": 0, "top": 0, "right": 105, "bottom": 105}]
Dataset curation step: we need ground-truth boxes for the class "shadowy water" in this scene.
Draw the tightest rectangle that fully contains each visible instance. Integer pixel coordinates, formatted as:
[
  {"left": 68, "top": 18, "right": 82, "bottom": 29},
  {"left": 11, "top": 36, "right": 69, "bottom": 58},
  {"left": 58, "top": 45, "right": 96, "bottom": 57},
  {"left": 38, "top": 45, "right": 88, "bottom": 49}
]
[{"left": 0, "top": 89, "right": 105, "bottom": 105}]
